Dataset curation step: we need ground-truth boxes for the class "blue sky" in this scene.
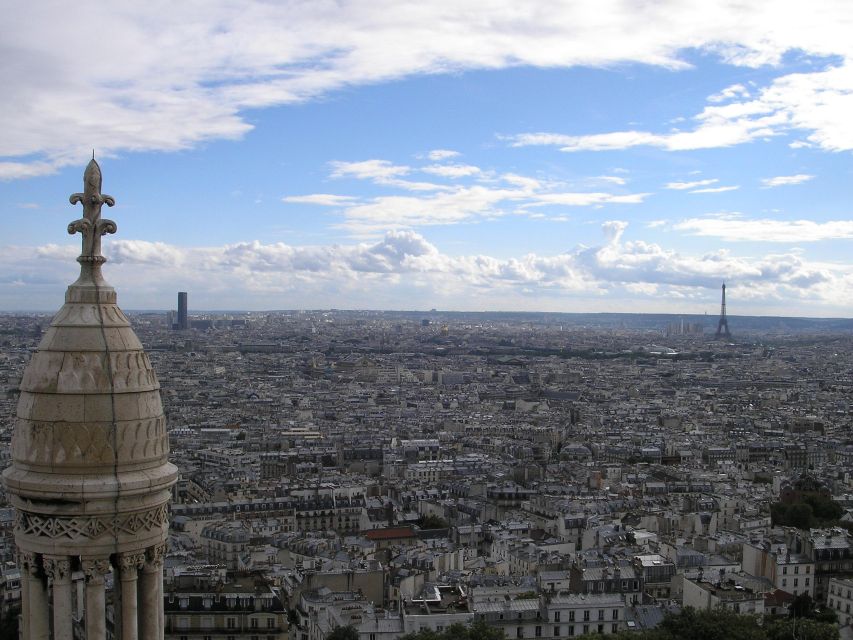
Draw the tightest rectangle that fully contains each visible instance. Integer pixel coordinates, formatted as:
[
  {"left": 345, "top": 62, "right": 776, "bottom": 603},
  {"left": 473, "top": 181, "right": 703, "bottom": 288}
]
[{"left": 1, "top": 1, "right": 852, "bottom": 315}]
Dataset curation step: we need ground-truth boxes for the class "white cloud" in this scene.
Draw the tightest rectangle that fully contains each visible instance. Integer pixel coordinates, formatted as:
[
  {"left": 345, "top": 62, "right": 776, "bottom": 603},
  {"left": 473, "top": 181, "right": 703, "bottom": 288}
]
[
  {"left": 421, "top": 164, "right": 482, "bottom": 178},
  {"left": 689, "top": 185, "right": 740, "bottom": 194},
  {"left": 8, "top": 222, "right": 853, "bottom": 313},
  {"left": 674, "top": 217, "right": 853, "bottom": 242},
  {"left": 665, "top": 178, "right": 718, "bottom": 190},
  {"left": 282, "top": 194, "right": 357, "bottom": 206},
  {"left": 508, "top": 60, "right": 853, "bottom": 155},
  {"left": 5, "top": 2, "right": 853, "bottom": 176},
  {"left": 330, "top": 160, "right": 410, "bottom": 181},
  {"left": 330, "top": 159, "right": 448, "bottom": 192},
  {"left": 314, "top": 158, "right": 648, "bottom": 234},
  {"left": 427, "top": 149, "right": 460, "bottom": 161},
  {"left": 708, "top": 83, "right": 751, "bottom": 103},
  {"left": 596, "top": 175, "right": 627, "bottom": 185},
  {"left": 761, "top": 174, "right": 815, "bottom": 187}
]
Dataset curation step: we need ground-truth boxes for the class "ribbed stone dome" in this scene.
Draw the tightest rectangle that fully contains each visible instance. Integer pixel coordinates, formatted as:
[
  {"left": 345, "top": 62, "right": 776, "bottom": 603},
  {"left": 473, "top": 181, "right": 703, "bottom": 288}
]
[{"left": 2, "top": 159, "right": 177, "bottom": 558}]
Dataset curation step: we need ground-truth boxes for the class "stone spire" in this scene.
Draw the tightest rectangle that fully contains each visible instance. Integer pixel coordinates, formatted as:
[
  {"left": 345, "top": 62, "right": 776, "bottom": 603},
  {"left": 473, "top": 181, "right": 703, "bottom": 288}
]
[{"left": 3, "top": 160, "right": 177, "bottom": 640}]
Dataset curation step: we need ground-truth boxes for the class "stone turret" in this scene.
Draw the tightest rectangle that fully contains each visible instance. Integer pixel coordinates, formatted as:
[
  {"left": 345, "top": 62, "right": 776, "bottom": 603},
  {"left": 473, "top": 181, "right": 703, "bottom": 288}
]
[{"left": 3, "top": 159, "right": 177, "bottom": 640}]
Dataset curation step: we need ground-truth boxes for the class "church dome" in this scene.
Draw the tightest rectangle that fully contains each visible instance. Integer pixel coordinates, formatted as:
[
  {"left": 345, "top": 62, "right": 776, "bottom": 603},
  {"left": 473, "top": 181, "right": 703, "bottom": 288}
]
[{"left": 3, "top": 159, "right": 177, "bottom": 558}]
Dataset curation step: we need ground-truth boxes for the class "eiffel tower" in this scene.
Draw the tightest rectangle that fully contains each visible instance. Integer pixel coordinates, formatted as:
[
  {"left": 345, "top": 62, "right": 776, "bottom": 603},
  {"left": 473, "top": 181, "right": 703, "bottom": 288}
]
[{"left": 715, "top": 283, "right": 731, "bottom": 340}]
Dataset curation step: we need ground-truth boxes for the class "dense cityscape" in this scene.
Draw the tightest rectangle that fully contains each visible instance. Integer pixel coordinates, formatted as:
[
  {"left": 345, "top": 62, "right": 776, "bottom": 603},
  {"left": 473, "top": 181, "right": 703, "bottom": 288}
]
[{"left": 2, "top": 302, "right": 852, "bottom": 640}]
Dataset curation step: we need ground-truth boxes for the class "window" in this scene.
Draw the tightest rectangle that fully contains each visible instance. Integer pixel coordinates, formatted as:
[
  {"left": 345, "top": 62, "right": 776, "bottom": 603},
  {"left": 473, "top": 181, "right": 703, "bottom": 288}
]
[
  {"left": 597, "top": 625, "right": 604, "bottom": 634},
  {"left": 794, "top": 579, "right": 799, "bottom": 587},
  {"left": 583, "top": 610, "right": 590, "bottom": 622},
  {"left": 555, "top": 612, "right": 560, "bottom": 623},
  {"left": 612, "top": 624, "right": 619, "bottom": 633},
  {"left": 598, "top": 610, "right": 604, "bottom": 621},
  {"left": 251, "top": 619, "right": 259, "bottom": 629},
  {"left": 267, "top": 618, "right": 275, "bottom": 629},
  {"left": 177, "top": 618, "right": 189, "bottom": 630},
  {"left": 554, "top": 626, "right": 560, "bottom": 637},
  {"left": 806, "top": 578, "right": 810, "bottom": 586},
  {"left": 569, "top": 612, "right": 575, "bottom": 622},
  {"left": 517, "top": 627, "right": 523, "bottom": 638},
  {"left": 227, "top": 618, "right": 236, "bottom": 629},
  {"left": 536, "top": 626, "right": 542, "bottom": 637},
  {"left": 795, "top": 566, "right": 799, "bottom": 574},
  {"left": 568, "top": 626, "right": 574, "bottom": 637},
  {"left": 806, "top": 566, "right": 811, "bottom": 574},
  {"left": 783, "top": 567, "right": 788, "bottom": 575},
  {"left": 613, "top": 609, "right": 619, "bottom": 620},
  {"left": 583, "top": 625, "right": 589, "bottom": 635},
  {"left": 782, "top": 579, "right": 787, "bottom": 587}
]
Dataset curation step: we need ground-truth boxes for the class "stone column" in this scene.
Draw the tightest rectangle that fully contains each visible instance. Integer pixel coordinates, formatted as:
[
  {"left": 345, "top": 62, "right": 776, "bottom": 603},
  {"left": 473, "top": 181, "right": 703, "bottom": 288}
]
[
  {"left": 139, "top": 545, "right": 166, "bottom": 640},
  {"left": 44, "top": 556, "right": 73, "bottom": 640},
  {"left": 18, "top": 552, "right": 33, "bottom": 640},
  {"left": 24, "top": 553, "right": 49, "bottom": 640},
  {"left": 118, "top": 553, "right": 145, "bottom": 640},
  {"left": 83, "top": 558, "right": 112, "bottom": 640}
]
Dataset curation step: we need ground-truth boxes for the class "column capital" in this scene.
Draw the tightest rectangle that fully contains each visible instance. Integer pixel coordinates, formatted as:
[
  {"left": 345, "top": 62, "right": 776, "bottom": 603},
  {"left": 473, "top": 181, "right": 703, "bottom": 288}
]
[
  {"left": 82, "top": 558, "right": 112, "bottom": 584},
  {"left": 18, "top": 551, "right": 38, "bottom": 574},
  {"left": 117, "top": 552, "right": 146, "bottom": 578},
  {"left": 43, "top": 556, "right": 71, "bottom": 582},
  {"left": 143, "top": 543, "right": 168, "bottom": 572}
]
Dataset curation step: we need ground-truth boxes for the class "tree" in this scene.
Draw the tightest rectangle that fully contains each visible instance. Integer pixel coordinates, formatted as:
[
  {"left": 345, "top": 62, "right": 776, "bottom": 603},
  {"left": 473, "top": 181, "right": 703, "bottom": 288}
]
[
  {"left": 399, "top": 621, "right": 505, "bottom": 640},
  {"left": 765, "top": 617, "right": 839, "bottom": 640},
  {"left": 417, "top": 514, "right": 450, "bottom": 529},
  {"left": 327, "top": 626, "right": 360, "bottom": 640},
  {"left": 657, "top": 607, "right": 764, "bottom": 640},
  {"left": 786, "top": 503, "right": 814, "bottom": 529},
  {"left": 0, "top": 607, "right": 19, "bottom": 640}
]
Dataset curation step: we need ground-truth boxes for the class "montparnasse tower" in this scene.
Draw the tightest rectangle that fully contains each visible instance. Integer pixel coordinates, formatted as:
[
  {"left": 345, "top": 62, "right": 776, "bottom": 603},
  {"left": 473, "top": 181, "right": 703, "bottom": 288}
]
[{"left": 2, "top": 160, "right": 177, "bottom": 640}]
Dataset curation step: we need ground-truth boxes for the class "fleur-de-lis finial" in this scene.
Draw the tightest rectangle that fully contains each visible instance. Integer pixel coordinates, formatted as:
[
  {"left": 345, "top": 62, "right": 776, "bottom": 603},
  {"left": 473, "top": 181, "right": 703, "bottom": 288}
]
[{"left": 68, "top": 158, "right": 117, "bottom": 263}]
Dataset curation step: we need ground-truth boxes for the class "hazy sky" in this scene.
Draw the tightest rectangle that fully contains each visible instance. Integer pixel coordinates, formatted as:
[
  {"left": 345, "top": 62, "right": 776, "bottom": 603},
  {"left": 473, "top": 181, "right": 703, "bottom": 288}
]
[{"left": 2, "top": 1, "right": 852, "bottom": 315}]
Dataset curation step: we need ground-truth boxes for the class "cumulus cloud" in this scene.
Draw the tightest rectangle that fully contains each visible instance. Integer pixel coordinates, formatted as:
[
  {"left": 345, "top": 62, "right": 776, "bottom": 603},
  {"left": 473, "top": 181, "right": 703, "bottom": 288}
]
[
  {"left": 5, "top": 2, "right": 853, "bottom": 177},
  {"left": 761, "top": 174, "right": 815, "bottom": 187},
  {"left": 6, "top": 221, "right": 850, "bottom": 312}
]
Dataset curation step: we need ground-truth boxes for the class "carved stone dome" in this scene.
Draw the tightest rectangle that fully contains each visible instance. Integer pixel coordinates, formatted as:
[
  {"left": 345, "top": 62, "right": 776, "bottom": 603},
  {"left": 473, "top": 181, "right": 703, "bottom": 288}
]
[{"left": 2, "top": 159, "right": 177, "bottom": 559}]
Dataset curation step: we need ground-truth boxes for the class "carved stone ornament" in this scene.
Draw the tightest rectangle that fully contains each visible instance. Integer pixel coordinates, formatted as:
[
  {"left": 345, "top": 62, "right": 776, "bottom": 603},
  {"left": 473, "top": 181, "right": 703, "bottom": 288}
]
[
  {"left": 118, "top": 552, "right": 146, "bottom": 575},
  {"left": 68, "top": 158, "right": 116, "bottom": 263},
  {"left": 16, "top": 503, "right": 168, "bottom": 540},
  {"left": 82, "top": 558, "right": 112, "bottom": 583},
  {"left": 43, "top": 556, "right": 71, "bottom": 581},
  {"left": 18, "top": 551, "right": 37, "bottom": 574},
  {"left": 145, "top": 543, "right": 168, "bottom": 569}
]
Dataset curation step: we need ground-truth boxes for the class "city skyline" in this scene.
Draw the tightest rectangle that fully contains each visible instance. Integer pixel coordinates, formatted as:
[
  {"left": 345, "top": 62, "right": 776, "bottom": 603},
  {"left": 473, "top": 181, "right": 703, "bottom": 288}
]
[{"left": 1, "top": 2, "right": 852, "bottom": 316}]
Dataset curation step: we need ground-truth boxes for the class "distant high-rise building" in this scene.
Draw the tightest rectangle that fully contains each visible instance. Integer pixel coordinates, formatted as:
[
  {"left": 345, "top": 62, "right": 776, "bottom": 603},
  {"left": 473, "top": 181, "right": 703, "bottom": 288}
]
[{"left": 178, "top": 291, "right": 188, "bottom": 330}]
